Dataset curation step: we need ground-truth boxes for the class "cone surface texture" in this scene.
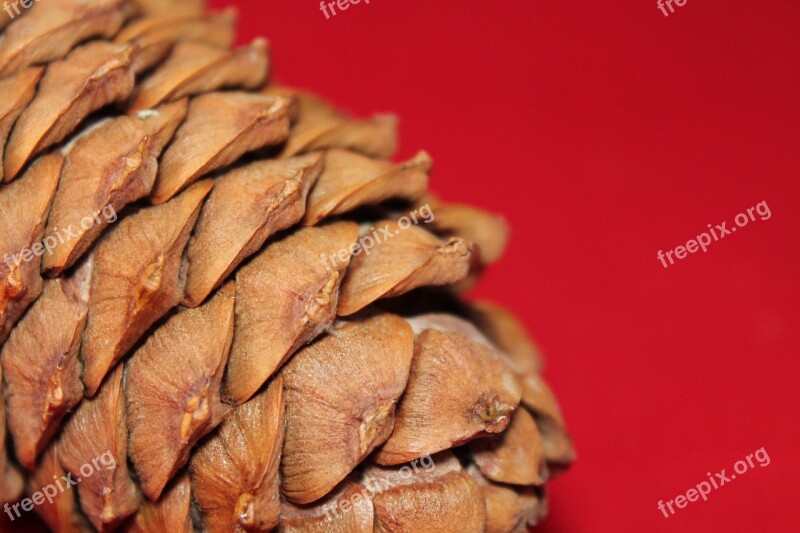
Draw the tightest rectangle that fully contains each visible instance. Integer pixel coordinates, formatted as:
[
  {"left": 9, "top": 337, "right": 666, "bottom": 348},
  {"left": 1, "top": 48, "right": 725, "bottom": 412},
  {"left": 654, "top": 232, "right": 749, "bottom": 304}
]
[{"left": 0, "top": 1, "right": 573, "bottom": 531}]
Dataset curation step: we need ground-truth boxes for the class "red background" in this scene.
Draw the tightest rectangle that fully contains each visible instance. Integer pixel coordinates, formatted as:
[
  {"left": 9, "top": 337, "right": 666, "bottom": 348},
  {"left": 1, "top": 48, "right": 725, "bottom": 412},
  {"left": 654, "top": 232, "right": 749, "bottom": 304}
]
[
  {"left": 6, "top": 1, "right": 797, "bottom": 532},
  {"left": 211, "top": 0, "right": 800, "bottom": 532}
]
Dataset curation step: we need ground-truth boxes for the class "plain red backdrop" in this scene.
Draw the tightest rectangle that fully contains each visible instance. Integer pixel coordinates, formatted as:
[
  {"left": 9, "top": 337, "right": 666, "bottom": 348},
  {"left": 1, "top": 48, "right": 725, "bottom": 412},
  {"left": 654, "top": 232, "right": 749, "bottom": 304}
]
[
  {"left": 4, "top": 1, "right": 797, "bottom": 532},
  {"left": 208, "top": 0, "right": 800, "bottom": 532}
]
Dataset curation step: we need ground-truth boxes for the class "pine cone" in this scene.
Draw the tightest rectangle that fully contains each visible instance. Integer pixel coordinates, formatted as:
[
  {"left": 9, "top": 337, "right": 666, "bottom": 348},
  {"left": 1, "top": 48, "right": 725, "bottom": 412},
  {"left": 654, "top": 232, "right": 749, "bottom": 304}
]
[{"left": 0, "top": 1, "right": 573, "bottom": 531}]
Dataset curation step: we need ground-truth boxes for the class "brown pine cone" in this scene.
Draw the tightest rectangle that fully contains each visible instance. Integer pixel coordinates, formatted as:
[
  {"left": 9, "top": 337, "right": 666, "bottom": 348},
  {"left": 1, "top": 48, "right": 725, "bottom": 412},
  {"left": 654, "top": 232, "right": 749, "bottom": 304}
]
[{"left": 0, "top": 1, "right": 573, "bottom": 531}]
